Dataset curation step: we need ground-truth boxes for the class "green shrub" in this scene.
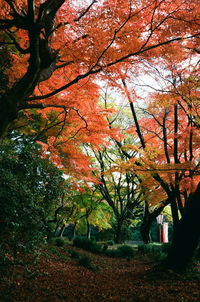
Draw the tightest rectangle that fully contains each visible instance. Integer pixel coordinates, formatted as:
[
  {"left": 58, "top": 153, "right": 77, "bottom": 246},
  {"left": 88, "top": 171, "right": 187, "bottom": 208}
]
[
  {"left": 99, "top": 240, "right": 115, "bottom": 246},
  {"left": 79, "top": 255, "right": 92, "bottom": 268},
  {"left": 138, "top": 243, "right": 162, "bottom": 254},
  {"left": 105, "top": 249, "right": 121, "bottom": 258},
  {"left": 78, "top": 255, "right": 99, "bottom": 272},
  {"left": 69, "top": 250, "right": 82, "bottom": 260},
  {"left": 105, "top": 245, "right": 134, "bottom": 258},
  {"left": 73, "top": 237, "right": 102, "bottom": 254},
  {"left": 153, "top": 251, "right": 167, "bottom": 262},
  {"left": 161, "top": 243, "right": 171, "bottom": 253},
  {"left": 117, "top": 245, "right": 134, "bottom": 259},
  {"left": 138, "top": 244, "right": 152, "bottom": 253},
  {"left": 107, "top": 240, "right": 115, "bottom": 246},
  {"left": 55, "top": 238, "right": 65, "bottom": 247},
  {"left": 138, "top": 243, "right": 171, "bottom": 261}
]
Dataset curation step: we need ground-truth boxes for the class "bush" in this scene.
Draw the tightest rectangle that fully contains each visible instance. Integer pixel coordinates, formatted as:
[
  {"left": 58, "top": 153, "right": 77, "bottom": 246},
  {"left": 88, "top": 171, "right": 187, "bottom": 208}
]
[
  {"left": 69, "top": 250, "right": 82, "bottom": 260},
  {"left": 107, "top": 240, "right": 115, "bottom": 246},
  {"left": 99, "top": 240, "right": 115, "bottom": 246},
  {"left": 138, "top": 243, "right": 162, "bottom": 254},
  {"left": 153, "top": 251, "right": 167, "bottom": 262},
  {"left": 73, "top": 237, "right": 102, "bottom": 254},
  {"left": 79, "top": 255, "right": 92, "bottom": 268},
  {"left": 117, "top": 245, "right": 134, "bottom": 259},
  {"left": 55, "top": 238, "right": 65, "bottom": 247},
  {"left": 161, "top": 243, "right": 171, "bottom": 253},
  {"left": 137, "top": 243, "right": 171, "bottom": 262},
  {"left": 105, "top": 249, "right": 121, "bottom": 258},
  {"left": 105, "top": 245, "right": 134, "bottom": 259}
]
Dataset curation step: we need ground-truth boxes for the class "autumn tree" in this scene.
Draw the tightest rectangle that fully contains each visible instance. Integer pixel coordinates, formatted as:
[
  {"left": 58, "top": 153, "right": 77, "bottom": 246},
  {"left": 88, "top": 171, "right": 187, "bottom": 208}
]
[
  {"left": 0, "top": 0, "right": 199, "bottom": 271},
  {"left": 111, "top": 61, "right": 200, "bottom": 269},
  {"left": 0, "top": 0, "right": 199, "bottom": 140}
]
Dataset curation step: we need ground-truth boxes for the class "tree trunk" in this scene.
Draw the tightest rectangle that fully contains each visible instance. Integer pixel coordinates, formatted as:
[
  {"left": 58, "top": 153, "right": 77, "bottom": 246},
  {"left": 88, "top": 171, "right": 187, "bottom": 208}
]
[
  {"left": 0, "top": 96, "right": 18, "bottom": 139},
  {"left": 140, "top": 201, "right": 166, "bottom": 244},
  {"left": 140, "top": 221, "right": 152, "bottom": 244},
  {"left": 140, "top": 201, "right": 152, "bottom": 243},
  {"left": 58, "top": 223, "right": 66, "bottom": 237},
  {"left": 166, "top": 182, "right": 200, "bottom": 271},
  {"left": 72, "top": 222, "right": 77, "bottom": 239},
  {"left": 86, "top": 219, "right": 91, "bottom": 239},
  {"left": 114, "top": 218, "right": 123, "bottom": 244}
]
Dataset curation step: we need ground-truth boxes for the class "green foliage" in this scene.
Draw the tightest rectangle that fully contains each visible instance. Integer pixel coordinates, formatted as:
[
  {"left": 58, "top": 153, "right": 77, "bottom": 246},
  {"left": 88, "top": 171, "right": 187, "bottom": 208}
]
[
  {"left": 78, "top": 255, "right": 99, "bottom": 272},
  {"left": 105, "top": 245, "right": 134, "bottom": 259},
  {"left": 137, "top": 243, "right": 171, "bottom": 263},
  {"left": 117, "top": 245, "right": 135, "bottom": 259},
  {"left": 55, "top": 238, "right": 66, "bottom": 247},
  {"left": 161, "top": 243, "right": 171, "bottom": 253},
  {"left": 68, "top": 249, "right": 99, "bottom": 271},
  {"left": 99, "top": 240, "right": 115, "bottom": 246},
  {"left": 69, "top": 250, "right": 82, "bottom": 260},
  {"left": 138, "top": 243, "right": 171, "bottom": 259},
  {"left": 0, "top": 135, "right": 65, "bottom": 283},
  {"left": 78, "top": 255, "right": 92, "bottom": 268},
  {"left": 73, "top": 237, "right": 102, "bottom": 254},
  {"left": 105, "top": 249, "right": 121, "bottom": 258},
  {"left": 98, "top": 227, "right": 115, "bottom": 241}
]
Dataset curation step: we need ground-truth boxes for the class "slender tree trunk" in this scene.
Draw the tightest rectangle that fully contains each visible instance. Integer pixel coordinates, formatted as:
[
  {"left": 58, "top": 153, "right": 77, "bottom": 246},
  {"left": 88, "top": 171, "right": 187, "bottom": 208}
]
[
  {"left": 72, "top": 222, "right": 77, "bottom": 239},
  {"left": 166, "top": 182, "right": 200, "bottom": 271},
  {"left": 140, "top": 201, "right": 152, "bottom": 243},
  {"left": 86, "top": 219, "right": 91, "bottom": 239},
  {"left": 58, "top": 223, "right": 66, "bottom": 237}
]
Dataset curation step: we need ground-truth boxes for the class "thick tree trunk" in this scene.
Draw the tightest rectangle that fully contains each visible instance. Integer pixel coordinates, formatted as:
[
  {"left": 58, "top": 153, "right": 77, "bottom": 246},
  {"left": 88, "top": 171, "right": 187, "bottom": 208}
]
[
  {"left": 140, "top": 201, "right": 166, "bottom": 244},
  {"left": 140, "top": 220, "right": 152, "bottom": 244},
  {"left": 0, "top": 96, "right": 18, "bottom": 139},
  {"left": 114, "top": 218, "right": 123, "bottom": 244},
  {"left": 166, "top": 182, "right": 200, "bottom": 271}
]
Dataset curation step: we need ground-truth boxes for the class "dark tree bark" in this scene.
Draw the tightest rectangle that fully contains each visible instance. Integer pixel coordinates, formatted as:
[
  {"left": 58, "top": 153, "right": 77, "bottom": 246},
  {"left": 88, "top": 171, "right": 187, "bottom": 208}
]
[
  {"left": 140, "top": 200, "right": 167, "bottom": 244},
  {"left": 114, "top": 216, "right": 124, "bottom": 244},
  {"left": 140, "top": 201, "right": 152, "bottom": 243},
  {"left": 166, "top": 182, "right": 200, "bottom": 271}
]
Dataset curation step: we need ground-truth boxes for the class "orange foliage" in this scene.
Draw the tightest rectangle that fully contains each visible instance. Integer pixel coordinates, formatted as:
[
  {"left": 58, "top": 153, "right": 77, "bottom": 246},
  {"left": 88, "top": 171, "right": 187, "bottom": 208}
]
[{"left": 0, "top": 0, "right": 199, "bottom": 183}]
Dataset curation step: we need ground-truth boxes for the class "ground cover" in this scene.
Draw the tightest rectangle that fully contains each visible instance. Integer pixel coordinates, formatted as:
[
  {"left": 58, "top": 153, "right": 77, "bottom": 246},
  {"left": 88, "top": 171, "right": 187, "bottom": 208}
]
[{"left": 1, "top": 244, "right": 200, "bottom": 302}]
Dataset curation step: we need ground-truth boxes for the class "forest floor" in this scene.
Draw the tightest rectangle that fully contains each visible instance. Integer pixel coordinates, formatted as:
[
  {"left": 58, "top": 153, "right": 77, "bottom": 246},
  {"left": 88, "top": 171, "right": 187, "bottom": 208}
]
[{"left": 1, "top": 244, "right": 200, "bottom": 302}]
